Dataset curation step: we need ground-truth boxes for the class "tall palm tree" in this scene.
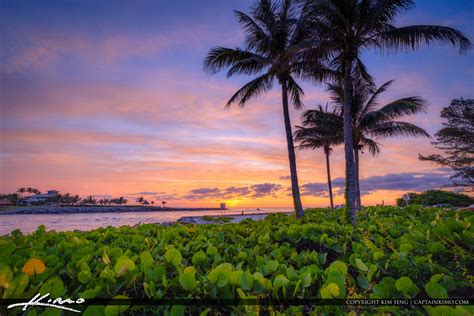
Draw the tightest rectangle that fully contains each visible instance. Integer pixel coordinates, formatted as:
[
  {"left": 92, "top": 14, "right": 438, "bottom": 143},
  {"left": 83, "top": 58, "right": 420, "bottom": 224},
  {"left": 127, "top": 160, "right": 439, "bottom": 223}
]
[
  {"left": 306, "top": 0, "right": 471, "bottom": 226},
  {"left": 294, "top": 105, "right": 343, "bottom": 209},
  {"left": 204, "top": 0, "right": 333, "bottom": 218},
  {"left": 322, "top": 78, "right": 430, "bottom": 209}
]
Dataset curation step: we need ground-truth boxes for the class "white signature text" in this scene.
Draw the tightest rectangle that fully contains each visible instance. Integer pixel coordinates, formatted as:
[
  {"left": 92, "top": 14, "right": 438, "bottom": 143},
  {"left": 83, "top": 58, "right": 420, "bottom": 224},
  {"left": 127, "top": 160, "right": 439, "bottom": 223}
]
[{"left": 7, "top": 293, "right": 85, "bottom": 313}]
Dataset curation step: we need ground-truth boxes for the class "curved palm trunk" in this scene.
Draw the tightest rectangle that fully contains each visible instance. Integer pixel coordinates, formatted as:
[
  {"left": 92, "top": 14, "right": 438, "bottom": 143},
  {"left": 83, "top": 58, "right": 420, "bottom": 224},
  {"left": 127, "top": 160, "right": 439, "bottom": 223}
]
[
  {"left": 354, "top": 149, "right": 362, "bottom": 210},
  {"left": 325, "top": 149, "right": 334, "bottom": 209},
  {"left": 343, "top": 58, "right": 357, "bottom": 227},
  {"left": 281, "top": 80, "right": 304, "bottom": 219}
]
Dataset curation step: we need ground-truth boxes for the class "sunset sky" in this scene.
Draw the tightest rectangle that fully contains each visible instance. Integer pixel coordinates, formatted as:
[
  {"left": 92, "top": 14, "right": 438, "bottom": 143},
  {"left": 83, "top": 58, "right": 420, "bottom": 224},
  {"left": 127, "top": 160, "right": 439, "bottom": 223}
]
[{"left": 1, "top": 0, "right": 473, "bottom": 208}]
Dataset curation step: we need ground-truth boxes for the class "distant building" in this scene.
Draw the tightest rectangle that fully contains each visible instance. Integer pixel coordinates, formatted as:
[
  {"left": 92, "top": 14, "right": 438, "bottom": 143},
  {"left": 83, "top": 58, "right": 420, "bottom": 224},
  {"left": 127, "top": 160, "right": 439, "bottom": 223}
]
[
  {"left": 220, "top": 203, "right": 226, "bottom": 210},
  {"left": 25, "top": 190, "right": 59, "bottom": 205}
]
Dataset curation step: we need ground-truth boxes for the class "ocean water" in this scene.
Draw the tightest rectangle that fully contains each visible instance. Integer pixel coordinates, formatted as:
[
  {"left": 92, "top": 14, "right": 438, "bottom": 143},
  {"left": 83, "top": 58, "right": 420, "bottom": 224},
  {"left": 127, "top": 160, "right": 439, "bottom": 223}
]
[{"left": 0, "top": 207, "right": 293, "bottom": 236}]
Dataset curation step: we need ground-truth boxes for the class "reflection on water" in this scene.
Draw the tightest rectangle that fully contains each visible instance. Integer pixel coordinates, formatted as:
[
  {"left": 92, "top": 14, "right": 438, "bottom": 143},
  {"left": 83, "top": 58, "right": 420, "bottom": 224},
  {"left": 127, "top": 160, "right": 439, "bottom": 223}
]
[{"left": 0, "top": 208, "right": 291, "bottom": 235}]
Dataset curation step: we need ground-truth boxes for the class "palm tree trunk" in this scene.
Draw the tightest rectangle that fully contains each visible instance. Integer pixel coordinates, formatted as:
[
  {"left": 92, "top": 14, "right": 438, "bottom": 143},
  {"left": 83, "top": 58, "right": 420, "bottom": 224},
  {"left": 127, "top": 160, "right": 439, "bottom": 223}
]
[
  {"left": 325, "top": 150, "right": 334, "bottom": 209},
  {"left": 343, "top": 58, "right": 357, "bottom": 227},
  {"left": 354, "top": 148, "right": 362, "bottom": 210},
  {"left": 281, "top": 80, "right": 304, "bottom": 219}
]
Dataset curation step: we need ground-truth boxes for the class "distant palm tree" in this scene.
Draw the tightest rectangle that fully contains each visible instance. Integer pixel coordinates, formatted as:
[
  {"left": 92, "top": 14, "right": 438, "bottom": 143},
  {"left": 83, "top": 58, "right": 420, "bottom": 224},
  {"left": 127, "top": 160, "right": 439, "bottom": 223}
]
[
  {"left": 204, "top": 0, "right": 333, "bottom": 218},
  {"left": 162, "top": 201, "right": 167, "bottom": 207},
  {"left": 307, "top": 0, "right": 471, "bottom": 226},
  {"left": 16, "top": 187, "right": 26, "bottom": 206},
  {"left": 72, "top": 195, "right": 81, "bottom": 205},
  {"left": 136, "top": 197, "right": 145, "bottom": 205},
  {"left": 60, "top": 193, "right": 71, "bottom": 205},
  {"left": 82, "top": 195, "right": 97, "bottom": 205},
  {"left": 295, "top": 105, "right": 343, "bottom": 209},
  {"left": 323, "top": 78, "right": 430, "bottom": 209}
]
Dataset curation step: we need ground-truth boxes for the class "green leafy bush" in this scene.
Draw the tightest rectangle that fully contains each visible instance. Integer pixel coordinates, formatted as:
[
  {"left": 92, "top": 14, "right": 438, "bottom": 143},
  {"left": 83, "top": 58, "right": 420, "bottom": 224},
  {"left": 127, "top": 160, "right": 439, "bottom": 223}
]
[
  {"left": 0, "top": 206, "right": 473, "bottom": 315},
  {"left": 396, "top": 190, "right": 474, "bottom": 207}
]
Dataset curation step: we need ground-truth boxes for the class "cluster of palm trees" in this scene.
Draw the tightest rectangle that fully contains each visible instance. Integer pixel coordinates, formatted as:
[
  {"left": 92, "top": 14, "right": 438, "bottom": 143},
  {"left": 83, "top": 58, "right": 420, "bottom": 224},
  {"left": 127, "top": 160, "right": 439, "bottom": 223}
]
[
  {"left": 16, "top": 187, "right": 41, "bottom": 205},
  {"left": 204, "top": 0, "right": 470, "bottom": 226},
  {"left": 295, "top": 78, "right": 429, "bottom": 210},
  {"left": 135, "top": 197, "right": 167, "bottom": 206},
  {"left": 97, "top": 197, "right": 128, "bottom": 205}
]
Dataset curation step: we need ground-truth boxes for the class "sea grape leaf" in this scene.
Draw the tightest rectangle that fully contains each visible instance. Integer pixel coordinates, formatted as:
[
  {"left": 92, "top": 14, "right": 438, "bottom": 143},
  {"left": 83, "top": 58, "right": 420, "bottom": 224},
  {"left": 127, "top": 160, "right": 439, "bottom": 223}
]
[
  {"left": 318, "top": 253, "right": 327, "bottom": 265},
  {"left": 230, "top": 270, "right": 243, "bottom": 286},
  {"left": 39, "top": 276, "right": 66, "bottom": 297},
  {"left": 240, "top": 271, "right": 254, "bottom": 291},
  {"left": 179, "top": 270, "right": 196, "bottom": 291},
  {"left": 326, "top": 261, "right": 348, "bottom": 275},
  {"left": 78, "top": 270, "right": 92, "bottom": 284},
  {"left": 81, "top": 285, "right": 102, "bottom": 299},
  {"left": 357, "top": 275, "right": 370, "bottom": 290},
  {"left": 206, "top": 246, "right": 218, "bottom": 257},
  {"left": 100, "top": 266, "right": 115, "bottom": 282},
  {"left": 425, "top": 279, "right": 448, "bottom": 299},
  {"left": 0, "top": 266, "right": 13, "bottom": 288},
  {"left": 373, "top": 251, "right": 385, "bottom": 260},
  {"left": 170, "top": 305, "right": 185, "bottom": 316},
  {"left": 192, "top": 251, "right": 207, "bottom": 267},
  {"left": 3, "top": 274, "right": 28, "bottom": 298},
  {"left": 102, "top": 253, "right": 111, "bottom": 265},
  {"left": 265, "top": 260, "right": 278, "bottom": 274},
  {"left": 114, "top": 256, "right": 135, "bottom": 276},
  {"left": 355, "top": 258, "right": 368, "bottom": 272},
  {"left": 440, "top": 275, "right": 456, "bottom": 291},
  {"left": 286, "top": 267, "right": 297, "bottom": 281},
  {"left": 395, "top": 277, "right": 420, "bottom": 298},
  {"left": 208, "top": 264, "right": 232, "bottom": 288},
  {"left": 400, "top": 243, "right": 413, "bottom": 255},
  {"left": 320, "top": 283, "right": 340, "bottom": 298},
  {"left": 300, "top": 272, "right": 311, "bottom": 288},
  {"left": 273, "top": 275, "right": 289, "bottom": 288},
  {"left": 22, "top": 258, "right": 46, "bottom": 276},
  {"left": 372, "top": 277, "right": 397, "bottom": 298},
  {"left": 164, "top": 248, "right": 182, "bottom": 266}
]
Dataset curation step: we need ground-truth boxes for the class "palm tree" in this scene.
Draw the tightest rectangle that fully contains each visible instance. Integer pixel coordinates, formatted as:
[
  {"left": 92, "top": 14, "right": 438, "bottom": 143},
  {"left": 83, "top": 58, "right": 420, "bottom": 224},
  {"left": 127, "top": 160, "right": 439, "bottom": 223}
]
[
  {"left": 60, "top": 193, "right": 70, "bottom": 204},
  {"left": 295, "top": 105, "right": 343, "bottom": 209},
  {"left": 82, "top": 195, "right": 97, "bottom": 205},
  {"left": 204, "top": 0, "right": 333, "bottom": 218},
  {"left": 162, "top": 201, "right": 167, "bottom": 207},
  {"left": 318, "top": 78, "right": 430, "bottom": 209},
  {"left": 16, "top": 187, "right": 26, "bottom": 206},
  {"left": 136, "top": 197, "right": 145, "bottom": 205},
  {"left": 306, "top": 0, "right": 471, "bottom": 226},
  {"left": 72, "top": 194, "right": 81, "bottom": 205}
]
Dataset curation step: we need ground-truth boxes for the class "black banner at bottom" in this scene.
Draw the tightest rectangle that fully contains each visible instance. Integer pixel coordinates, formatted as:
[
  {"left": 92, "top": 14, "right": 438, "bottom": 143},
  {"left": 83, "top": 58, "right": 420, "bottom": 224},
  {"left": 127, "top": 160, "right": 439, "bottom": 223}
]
[{"left": 1, "top": 298, "right": 472, "bottom": 307}]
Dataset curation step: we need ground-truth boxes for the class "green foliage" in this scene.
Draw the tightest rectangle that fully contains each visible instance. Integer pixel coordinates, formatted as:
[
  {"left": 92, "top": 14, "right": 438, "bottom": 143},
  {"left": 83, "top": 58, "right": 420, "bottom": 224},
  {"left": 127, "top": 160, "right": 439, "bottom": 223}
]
[
  {"left": 0, "top": 206, "right": 472, "bottom": 315},
  {"left": 397, "top": 190, "right": 474, "bottom": 206}
]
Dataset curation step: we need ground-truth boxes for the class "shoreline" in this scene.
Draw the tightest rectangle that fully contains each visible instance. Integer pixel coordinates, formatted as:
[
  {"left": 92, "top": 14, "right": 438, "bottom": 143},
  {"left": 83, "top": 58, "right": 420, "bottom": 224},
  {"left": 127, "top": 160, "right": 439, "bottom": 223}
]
[{"left": 0, "top": 205, "right": 228, "bottom": 215}]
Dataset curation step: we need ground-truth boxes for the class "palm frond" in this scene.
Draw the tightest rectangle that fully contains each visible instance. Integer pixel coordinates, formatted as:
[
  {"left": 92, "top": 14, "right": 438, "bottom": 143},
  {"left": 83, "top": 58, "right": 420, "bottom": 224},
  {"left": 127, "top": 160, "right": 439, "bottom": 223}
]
[
  {"left": 380, "top": 25, "right": 472, "bottom": 53},
  {"left": 226, "top": 73, "right": 274, "bottom": 108},
  {"left": 203, "top": 47, "right": 266, "bottom": 75},
  {"left": 234, "top": 10, "right": 271, "bottom": 53},
  {"left": 359, "top": 136, "right": 382, "bottom": 156},
  {"left": 286, "top": 76, "right": 305, "bottom": 109},
  {"left": 367, "top": 0, "right": 414, "bottom": 26},
  {"left": 369, "top": 121, "right": 430, "bottom": 138},
  {"left": 360, "top": 80, "right": 394, "bottom": 116},
  {"left": 377, "top": 96, "right": 427, "bottom": 118}
]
